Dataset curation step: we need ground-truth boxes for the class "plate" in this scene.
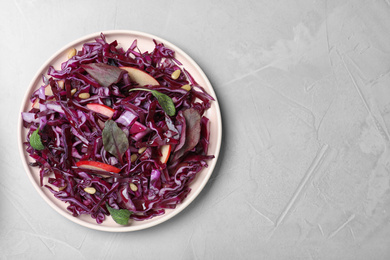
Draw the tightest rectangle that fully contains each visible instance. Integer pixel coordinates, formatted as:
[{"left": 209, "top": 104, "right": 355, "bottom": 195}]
[{"left": 17, "top": 30, "right": 222, "bottom": 232}]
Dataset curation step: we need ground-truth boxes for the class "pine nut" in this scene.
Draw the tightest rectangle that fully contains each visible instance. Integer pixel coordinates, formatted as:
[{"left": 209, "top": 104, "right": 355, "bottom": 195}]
[
  {"left": 78, "top": 93, "right": 90, "bottom": 99},
  {"left": 67, "top": 48, "right": 77, "bottom": 59},
  {"left": 130, "top": 154, "right": 138, "bottom": 162},
  {"left": 138, "top": 147, "right": 147, "bottom": 154},
  {"left": 171, "top": 69, "right": 181, "bottom": 80},
  {"left": 84, "top": 187, "right": 96, "bottom": 194},
  {"left": 129, "top": 183, "right": 138, "bottom": 192},
  {"left": 181, "top": 84, "right": 191, "bottom": 91},
  {"left": 71, "top": 88, "right": 77, "bottom": 95}
]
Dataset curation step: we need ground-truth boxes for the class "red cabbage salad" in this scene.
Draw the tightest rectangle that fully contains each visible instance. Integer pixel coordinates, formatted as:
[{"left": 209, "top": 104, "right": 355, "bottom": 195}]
[{"left": 21, "top": 33, "right": 215, "bottom": 225}]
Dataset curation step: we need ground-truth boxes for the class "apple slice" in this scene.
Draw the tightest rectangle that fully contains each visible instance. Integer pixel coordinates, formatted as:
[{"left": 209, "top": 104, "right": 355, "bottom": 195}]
[
  {"left": 32, "top": 99, "right": 40, "bottom": 109},
  {"left": 76, "top": 160, "right": 121, "bottom": 173},
  {"left": 44, "top": 84, "right": 54, "bottom": 96},
  {"left": 32, "top": 84, "right": 54, "bottom": 108},
  {"left": 86, "top": 103, "right": 115, "bottom": 119},
  {"left": 159, "top": 144, "right": 171, "bottom": 164},
  {"left": 119, "top": 66, "right": 159, "bottom": 86},
  {"left": 57, "top": 79, "right": 65, "bottom": 89}
]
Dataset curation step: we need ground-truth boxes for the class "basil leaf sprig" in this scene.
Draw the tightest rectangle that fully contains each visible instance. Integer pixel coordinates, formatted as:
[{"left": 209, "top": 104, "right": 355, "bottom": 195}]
[
  {"left": 129, "top": 88, "right": 176, "bottom": 116},
  {"left": 102, "top": 120, "right": 129, "bottom": 164},
  {"left": 30, "top": 128, "right": 45, "bottom": 150},
  {"left": 106, "top": 203, "right": 131, "bottom": 225}
]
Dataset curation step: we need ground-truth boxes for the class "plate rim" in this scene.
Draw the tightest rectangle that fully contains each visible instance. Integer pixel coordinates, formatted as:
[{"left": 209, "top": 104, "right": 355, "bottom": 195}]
[{"left": 17, "top": 30, "right": 222, "bottom": 232}]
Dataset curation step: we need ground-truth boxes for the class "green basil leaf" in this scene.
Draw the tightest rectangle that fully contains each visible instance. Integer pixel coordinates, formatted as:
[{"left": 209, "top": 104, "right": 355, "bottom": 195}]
[
  {"left": 150, "top": 90, "right": 176, "bottom": 117},
  {"left": 30, "top": 128, "right": 45, "bottom": 150},
  {"left": 129, "top": 88, "right": 176, "bottom": 116},
  {"left": 102, "top": 120, "right": 129, "bottom": 161},
  {"left": 106, "top": 203, "right": 131, "bottom": 225}
]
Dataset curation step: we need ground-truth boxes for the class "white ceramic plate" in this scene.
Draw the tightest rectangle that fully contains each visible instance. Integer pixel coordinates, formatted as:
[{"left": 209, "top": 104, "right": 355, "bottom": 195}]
[{"left": 18, "top": 30, "right": 222, "bottom": 232}]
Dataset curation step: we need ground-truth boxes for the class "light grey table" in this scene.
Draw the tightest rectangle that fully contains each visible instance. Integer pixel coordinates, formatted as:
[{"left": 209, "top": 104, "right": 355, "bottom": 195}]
[{"left": 2, "top": 0, "right": 390, "bottom": 259}]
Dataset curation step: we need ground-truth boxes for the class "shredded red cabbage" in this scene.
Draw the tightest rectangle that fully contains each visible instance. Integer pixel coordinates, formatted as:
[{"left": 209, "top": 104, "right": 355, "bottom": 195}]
[{"left": 22, "top": 33, "right": 214, "bottom": 224}]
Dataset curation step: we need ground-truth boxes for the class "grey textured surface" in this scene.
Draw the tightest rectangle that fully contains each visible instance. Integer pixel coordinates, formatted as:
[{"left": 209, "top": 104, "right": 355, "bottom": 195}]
[{"left": 2, "top": 0, "right": 390, "bottom": 259}]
